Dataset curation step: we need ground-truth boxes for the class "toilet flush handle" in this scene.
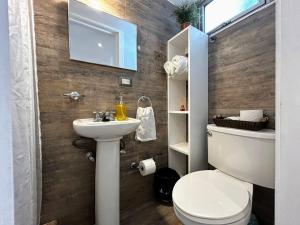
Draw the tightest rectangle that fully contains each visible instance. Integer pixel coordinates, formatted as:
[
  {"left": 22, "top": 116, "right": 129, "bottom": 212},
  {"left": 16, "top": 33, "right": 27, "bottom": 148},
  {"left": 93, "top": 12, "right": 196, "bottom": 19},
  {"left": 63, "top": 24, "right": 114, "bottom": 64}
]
[{"left": 207, "top": 130, "right": 212, "bottom": 137}]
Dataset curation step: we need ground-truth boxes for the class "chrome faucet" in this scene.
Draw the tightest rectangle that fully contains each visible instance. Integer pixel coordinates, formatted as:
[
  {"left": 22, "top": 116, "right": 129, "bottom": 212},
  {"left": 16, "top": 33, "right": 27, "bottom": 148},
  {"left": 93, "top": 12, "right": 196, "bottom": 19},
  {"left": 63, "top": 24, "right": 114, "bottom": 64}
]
[
  {"left": 93, "top": 111, "right": 115, "bottom": 122},
  {"left": 93, "top": 111, "right": 104, "bottom": 122}
]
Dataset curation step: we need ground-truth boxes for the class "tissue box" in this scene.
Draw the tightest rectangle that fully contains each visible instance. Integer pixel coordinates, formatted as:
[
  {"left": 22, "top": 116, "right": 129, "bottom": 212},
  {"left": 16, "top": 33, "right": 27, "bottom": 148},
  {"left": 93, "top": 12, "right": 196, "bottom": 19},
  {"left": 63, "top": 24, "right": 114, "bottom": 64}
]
[{"left": 240, "top": 110, "right": 264, "bottom": 122}]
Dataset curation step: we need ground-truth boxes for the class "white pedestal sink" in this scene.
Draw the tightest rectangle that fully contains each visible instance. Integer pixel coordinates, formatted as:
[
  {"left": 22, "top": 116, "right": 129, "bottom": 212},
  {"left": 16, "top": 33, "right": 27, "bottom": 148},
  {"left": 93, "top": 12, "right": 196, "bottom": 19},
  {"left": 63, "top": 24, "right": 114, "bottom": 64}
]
[{"left": 73, "top": 118, "right": 141, "bottom": 225}]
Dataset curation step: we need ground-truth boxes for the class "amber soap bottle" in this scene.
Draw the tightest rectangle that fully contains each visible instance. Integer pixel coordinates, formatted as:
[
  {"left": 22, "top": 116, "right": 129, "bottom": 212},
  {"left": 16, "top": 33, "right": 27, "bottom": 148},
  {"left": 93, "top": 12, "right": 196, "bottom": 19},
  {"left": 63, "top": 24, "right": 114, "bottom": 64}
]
[{"left": 115, "top": 95, "right": 128, "bottom": 121}]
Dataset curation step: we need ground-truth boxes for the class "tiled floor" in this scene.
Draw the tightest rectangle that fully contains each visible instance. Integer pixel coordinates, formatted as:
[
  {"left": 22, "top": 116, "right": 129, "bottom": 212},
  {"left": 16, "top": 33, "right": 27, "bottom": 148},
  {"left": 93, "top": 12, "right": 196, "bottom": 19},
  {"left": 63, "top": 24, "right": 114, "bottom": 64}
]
[{"left": 121, "top": 200, "right": 182, "bottom": 225}]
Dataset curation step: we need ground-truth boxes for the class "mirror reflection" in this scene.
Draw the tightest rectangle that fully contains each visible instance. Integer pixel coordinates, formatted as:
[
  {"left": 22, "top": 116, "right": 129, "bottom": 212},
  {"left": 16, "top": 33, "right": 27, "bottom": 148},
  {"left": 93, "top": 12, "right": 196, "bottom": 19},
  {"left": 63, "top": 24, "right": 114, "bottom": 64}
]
[{"left": 68, "top": 0, "right": 137, "bottom": 71}]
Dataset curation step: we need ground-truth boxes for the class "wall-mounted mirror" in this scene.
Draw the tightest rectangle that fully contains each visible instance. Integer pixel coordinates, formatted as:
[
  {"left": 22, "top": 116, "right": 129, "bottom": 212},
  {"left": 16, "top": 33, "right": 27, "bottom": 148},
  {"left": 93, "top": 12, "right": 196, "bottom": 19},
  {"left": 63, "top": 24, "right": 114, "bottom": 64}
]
[{"left": 68, "top": 0, "right": 137, "bottom": 71}]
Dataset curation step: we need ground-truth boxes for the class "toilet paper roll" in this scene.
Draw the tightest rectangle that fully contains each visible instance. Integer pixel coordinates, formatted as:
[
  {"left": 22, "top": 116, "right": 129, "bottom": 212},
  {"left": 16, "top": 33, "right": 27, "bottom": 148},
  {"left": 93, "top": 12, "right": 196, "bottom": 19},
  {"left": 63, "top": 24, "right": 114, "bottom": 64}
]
[
  {"left": 139, "top": 158, "right": 156, "bottom": 176},
  {"left": 240, "top": 110, "right": 263, "bottom": 122}
]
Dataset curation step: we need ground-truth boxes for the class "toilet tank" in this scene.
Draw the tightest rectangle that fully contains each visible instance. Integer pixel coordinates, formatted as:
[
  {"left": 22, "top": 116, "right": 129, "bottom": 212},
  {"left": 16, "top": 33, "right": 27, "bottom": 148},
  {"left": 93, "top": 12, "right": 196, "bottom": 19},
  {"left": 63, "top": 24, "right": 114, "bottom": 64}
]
[{"left": 207, "top": 124, "right": 275, "bottom": 189}]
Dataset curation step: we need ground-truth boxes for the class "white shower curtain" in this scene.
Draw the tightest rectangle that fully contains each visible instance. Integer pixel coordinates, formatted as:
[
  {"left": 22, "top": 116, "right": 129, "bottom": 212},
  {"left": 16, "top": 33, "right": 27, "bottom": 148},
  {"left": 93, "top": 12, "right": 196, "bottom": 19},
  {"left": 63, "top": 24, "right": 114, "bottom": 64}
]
[{"left": 8, "top": 0, "right": 42, "bottom": 224}]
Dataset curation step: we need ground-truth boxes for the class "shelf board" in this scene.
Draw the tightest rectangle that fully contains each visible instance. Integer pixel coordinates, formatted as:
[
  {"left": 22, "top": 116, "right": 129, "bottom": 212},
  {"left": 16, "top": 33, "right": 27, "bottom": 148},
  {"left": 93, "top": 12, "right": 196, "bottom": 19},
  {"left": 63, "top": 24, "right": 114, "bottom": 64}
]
[
  {"left": 169, "top": 111, "right": 189, "bottom": 114},
  {"left": 169, "top": 142, "right": 189, "bottom": 155},
  {"left": 168, "top": 71, "right": 188, "bottom": 81}
]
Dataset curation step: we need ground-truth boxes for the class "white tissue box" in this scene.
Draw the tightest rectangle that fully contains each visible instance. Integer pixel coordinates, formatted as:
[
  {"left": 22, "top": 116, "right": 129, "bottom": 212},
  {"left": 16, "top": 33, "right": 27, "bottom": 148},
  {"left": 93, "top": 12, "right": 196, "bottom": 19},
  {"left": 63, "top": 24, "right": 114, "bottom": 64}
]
[{"left": 240, "top": 110, "right": 263, "bottom": 122}]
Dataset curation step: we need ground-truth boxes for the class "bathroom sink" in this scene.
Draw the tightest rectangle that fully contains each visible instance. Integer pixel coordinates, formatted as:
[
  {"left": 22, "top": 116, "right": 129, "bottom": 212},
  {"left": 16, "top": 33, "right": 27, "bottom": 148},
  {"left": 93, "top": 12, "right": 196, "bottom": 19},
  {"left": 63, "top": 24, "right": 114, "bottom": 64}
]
[
  {"left": 73, "top": 118, "right": 141, "bottom": 140},
  {"left": 73, "top": 117, "right": 140, "bottom": 225}
]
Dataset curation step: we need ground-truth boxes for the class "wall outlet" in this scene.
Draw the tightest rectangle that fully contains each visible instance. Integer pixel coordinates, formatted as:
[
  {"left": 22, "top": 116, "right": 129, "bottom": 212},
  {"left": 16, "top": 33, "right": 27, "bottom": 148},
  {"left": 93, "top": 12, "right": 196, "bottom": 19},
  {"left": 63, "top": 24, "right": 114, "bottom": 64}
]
[{"left": 119, "top": 76, "right": 132, "bottom": 87}]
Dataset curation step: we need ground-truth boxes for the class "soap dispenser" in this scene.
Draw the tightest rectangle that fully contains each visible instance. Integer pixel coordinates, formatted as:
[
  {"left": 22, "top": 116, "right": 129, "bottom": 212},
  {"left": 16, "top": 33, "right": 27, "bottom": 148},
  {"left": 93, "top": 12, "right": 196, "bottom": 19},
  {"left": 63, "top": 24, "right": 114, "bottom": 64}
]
[{"left": 115, "top": 95, "right": 128, "bottom": 121}]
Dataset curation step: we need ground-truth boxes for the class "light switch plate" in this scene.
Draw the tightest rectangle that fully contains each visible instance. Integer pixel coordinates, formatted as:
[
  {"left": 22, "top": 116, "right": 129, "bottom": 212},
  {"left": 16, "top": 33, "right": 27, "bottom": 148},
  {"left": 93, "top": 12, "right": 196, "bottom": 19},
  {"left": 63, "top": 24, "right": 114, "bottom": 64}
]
[{"left": 119, "top": 76, "right": 132, "bottom": 87}]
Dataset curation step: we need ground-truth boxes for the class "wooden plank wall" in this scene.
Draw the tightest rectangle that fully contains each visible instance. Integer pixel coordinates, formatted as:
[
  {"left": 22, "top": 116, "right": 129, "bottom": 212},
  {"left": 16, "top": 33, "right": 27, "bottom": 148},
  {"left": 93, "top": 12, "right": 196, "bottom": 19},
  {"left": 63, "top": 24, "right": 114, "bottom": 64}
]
[
  {"left": 33, "top": 0, "right": 179, "bottom": 224},
  {"left": 208, "top": 4, "right": 276, "bottom": 129}
]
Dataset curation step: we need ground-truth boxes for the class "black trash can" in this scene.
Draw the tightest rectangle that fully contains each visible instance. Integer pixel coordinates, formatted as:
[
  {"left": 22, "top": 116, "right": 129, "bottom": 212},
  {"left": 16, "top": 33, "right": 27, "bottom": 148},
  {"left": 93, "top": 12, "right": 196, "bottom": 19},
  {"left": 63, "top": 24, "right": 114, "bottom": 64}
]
[{"left": 153, "top": 167, "right": 180, "bottom": 203}]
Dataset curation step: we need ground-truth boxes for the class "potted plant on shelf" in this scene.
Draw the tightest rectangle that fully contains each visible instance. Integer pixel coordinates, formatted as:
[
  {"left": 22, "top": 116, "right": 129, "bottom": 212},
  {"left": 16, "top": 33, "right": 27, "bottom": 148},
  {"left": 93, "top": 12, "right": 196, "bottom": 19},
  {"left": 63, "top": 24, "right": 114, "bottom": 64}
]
[{"left": 174, "top": 1, "right": 199, "bottom": 30}]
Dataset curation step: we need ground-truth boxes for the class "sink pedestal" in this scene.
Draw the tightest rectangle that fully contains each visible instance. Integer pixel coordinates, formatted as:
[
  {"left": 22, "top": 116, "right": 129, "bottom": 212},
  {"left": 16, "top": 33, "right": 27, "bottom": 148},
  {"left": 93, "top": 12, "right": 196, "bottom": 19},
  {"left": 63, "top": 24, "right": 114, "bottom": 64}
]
[
  {"left": 95, "top": 137, "right": 121, "bottom": 225},
  {"left": 72, "top": 118, "right": 141, "bottom": 225}
]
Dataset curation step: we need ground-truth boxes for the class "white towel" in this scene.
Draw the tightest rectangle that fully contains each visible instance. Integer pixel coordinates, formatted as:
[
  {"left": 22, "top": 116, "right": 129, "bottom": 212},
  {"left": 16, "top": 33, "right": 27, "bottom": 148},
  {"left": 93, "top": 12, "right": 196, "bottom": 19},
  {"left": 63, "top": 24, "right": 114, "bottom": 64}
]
[
  {"left": 136, "top": 107, "right": 157, "bottom": 142},
  {"left": 164, "top": 61, "right": 175, "bottom": 76},
  {"left": 172, "top": 55, "right": 188, "bottom": 75}
]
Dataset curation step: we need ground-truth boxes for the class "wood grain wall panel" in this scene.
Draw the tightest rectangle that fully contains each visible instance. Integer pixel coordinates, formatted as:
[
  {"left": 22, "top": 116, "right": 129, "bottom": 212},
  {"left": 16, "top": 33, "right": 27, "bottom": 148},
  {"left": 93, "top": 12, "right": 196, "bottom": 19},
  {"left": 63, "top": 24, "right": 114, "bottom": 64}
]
[
  {"left": 33, "top": 0, "right": 179, "bottom": 224},
  {"left": 208, "top": 5, "right": 275, "bottom": 129}
]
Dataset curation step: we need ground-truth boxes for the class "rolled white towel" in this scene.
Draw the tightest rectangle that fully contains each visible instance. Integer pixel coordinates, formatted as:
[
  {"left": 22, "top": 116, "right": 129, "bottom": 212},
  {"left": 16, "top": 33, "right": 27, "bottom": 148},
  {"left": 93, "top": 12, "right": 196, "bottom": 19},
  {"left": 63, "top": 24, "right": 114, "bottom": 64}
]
[
  {"left": 172, "top": 55, "right": 188, "bottom": 75},
  {"left": 240, "top": 110, "right": 263, "bottom": 122},
  {"left": 163, "top": 61, "right": 175, "bottom": 76}
]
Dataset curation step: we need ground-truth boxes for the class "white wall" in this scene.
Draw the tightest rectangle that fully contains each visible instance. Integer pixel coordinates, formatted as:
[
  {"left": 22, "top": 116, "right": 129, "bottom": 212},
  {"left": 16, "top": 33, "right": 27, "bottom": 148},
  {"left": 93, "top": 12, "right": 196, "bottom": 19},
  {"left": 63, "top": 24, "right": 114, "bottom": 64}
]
[
  {"left": 0, "top": 0, "right": 14, "bottom": 225},
  {"left": 276, "top": 0, "right": 300, "bottom": 224}
]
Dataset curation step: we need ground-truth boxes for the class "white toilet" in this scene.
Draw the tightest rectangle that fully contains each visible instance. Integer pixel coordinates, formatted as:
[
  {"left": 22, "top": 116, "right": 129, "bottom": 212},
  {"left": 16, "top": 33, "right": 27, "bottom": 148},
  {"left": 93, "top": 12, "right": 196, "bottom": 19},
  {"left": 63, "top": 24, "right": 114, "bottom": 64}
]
[{"left": 172, "top": 124, "right": 275, "bottom": 225}]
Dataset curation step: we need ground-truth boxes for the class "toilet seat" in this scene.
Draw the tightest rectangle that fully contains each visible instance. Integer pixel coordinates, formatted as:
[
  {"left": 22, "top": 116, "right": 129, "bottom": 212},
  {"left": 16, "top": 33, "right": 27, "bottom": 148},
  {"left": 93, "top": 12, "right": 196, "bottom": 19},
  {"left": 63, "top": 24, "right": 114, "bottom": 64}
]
[
  {"left": 173, "top": 200, "right": 252, "bottom": 225},
  {"left": 172, "top": 170, "right": 253, "bottom": 224}
]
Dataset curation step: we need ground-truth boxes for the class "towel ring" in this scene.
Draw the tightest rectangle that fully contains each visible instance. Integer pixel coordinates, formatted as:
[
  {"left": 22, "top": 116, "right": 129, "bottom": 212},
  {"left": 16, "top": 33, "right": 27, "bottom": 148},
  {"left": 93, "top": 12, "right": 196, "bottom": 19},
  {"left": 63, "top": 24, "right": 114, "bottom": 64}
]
[{"left": 137, "top": 96, "right": 152, "bottom": 107}]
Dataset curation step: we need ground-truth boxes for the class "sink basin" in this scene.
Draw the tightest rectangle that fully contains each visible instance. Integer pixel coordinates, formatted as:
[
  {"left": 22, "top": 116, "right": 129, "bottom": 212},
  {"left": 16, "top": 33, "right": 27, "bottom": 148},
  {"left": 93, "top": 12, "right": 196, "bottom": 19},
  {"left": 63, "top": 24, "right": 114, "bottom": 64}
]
[
  {"left": 73, "top": 118, "right": 141, "bottom": 140},
  {"left": 72, "top": 117, "right": 140, "bottom": 225}
]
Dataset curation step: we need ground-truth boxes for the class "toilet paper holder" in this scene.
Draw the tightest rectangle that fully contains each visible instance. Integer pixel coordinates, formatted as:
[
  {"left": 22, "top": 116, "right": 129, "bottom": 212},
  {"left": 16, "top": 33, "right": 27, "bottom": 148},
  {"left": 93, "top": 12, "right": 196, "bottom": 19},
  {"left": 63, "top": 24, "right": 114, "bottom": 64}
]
[
  {"left": 130, "top": 162, "right": 141, "bottom": 170},
  {"left": 130, "top": 153, "right": 162, "bottom": 170}
]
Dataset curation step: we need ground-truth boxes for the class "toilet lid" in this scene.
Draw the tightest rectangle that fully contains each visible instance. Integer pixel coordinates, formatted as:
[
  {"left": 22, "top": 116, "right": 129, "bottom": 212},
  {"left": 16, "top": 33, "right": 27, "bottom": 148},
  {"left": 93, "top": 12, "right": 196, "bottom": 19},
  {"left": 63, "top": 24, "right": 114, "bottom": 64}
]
[{"left": 172, "top": 170, "right": 250, "bottom": 221}]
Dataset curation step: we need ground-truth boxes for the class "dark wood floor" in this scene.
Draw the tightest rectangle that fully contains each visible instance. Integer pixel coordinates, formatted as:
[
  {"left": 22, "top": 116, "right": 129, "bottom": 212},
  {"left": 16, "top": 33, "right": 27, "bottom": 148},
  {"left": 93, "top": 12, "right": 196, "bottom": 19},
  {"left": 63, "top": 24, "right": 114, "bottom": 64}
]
[{"left": 121, "top": 200, "right": 182, "bottom": 225}]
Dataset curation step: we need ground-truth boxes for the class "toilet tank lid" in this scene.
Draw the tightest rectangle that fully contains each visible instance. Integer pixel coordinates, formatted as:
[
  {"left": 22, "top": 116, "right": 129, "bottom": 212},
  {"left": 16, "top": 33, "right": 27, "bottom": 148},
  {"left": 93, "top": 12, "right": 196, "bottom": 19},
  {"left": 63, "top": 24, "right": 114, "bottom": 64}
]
[{"left": 207, "top": 124, "right": 275, "bottom": 140}]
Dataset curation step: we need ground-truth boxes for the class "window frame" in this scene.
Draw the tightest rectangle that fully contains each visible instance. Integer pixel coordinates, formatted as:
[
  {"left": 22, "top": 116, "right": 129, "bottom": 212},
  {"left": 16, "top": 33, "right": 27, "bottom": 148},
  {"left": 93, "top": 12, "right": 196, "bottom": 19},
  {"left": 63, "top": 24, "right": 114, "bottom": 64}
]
[{"left": 202, "top": 0, "right": 267, "bottom": 34}]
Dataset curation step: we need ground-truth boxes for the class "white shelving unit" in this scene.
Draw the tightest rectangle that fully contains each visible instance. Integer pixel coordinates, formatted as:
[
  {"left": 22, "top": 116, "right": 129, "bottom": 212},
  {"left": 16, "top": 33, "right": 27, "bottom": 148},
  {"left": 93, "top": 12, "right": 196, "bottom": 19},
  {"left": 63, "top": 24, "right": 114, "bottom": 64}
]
[
  {"left": 169, "top": 111, "right": 189, "bottom": 114},
  {"left": 167, "top": 26, "right": 208, "bottom": 176}
]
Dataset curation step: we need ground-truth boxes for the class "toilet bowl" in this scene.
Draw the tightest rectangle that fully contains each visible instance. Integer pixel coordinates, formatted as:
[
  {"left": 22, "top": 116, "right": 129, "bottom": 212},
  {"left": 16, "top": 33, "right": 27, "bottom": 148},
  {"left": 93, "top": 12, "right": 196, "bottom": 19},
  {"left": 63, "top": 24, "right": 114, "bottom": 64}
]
[
  {"left": 172, "top": 124, "right": 275, "bottom": 225},
  {"left": 173, "top": 170, "right": 253, "bottom": 225}
]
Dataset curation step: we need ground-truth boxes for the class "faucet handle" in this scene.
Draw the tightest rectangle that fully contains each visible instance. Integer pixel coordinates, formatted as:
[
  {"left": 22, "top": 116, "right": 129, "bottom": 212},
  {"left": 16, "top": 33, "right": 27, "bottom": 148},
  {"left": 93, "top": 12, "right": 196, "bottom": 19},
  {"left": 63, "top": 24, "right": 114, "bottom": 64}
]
[
  {"left": 93, "top": 111, "right": 104, "bottom": 122},
  {"left": 93, "top": 111, "right": 102, "bottom": 114},
  {"left": 103, "top": 111, "right": 115, "bottom": 120},
  {"left": 108, "top": 111, "right": 115, "bottom": 121}
]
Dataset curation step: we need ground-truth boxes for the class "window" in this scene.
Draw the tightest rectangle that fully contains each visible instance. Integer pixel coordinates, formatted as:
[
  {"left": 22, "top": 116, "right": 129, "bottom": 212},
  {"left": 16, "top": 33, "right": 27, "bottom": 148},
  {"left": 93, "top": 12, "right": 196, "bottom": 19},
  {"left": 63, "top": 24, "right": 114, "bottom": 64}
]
[{"left": 203, "top": 0, "right": 266, "bottom": 33}]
